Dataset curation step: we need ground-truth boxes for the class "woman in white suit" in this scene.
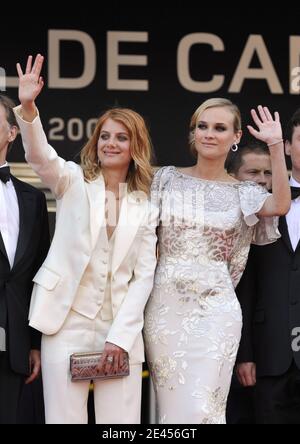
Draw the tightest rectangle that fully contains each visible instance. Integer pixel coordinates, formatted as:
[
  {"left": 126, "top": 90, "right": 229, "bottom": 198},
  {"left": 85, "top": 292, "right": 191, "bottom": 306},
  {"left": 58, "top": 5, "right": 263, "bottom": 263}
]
[{"left": 14, "top": 54, "right": 158, "bottom": 424}]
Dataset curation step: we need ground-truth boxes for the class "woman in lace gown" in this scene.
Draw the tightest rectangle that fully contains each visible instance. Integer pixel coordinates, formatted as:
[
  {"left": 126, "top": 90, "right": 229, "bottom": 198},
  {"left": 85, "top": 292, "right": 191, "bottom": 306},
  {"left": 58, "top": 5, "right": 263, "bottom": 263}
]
[{"left": 144, "top": 99, "right": 290, "bottom": 424}]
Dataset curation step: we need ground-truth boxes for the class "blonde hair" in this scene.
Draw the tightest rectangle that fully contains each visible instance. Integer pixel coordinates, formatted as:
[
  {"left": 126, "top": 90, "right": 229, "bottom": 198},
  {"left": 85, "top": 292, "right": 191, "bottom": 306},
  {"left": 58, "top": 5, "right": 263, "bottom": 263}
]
[
  {"left": 189, "top": 98, "right": 241, "bottom": 157},
  {"left": 80, "top": 108, "right": 154, "bottom": 195}
]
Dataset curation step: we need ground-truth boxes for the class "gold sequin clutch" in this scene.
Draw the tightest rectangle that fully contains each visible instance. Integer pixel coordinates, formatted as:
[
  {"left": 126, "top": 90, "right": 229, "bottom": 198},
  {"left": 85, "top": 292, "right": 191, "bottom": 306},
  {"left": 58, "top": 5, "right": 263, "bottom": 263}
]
[{"left": 70, "top": 351, "right": 129, "bottom": 381}]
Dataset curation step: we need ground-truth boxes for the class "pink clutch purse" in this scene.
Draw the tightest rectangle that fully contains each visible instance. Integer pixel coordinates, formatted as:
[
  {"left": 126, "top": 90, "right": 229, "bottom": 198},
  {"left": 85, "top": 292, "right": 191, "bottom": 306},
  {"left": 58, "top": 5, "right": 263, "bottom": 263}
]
[{"left": 70, "top": 351, "right": 129, "bottom": 381}]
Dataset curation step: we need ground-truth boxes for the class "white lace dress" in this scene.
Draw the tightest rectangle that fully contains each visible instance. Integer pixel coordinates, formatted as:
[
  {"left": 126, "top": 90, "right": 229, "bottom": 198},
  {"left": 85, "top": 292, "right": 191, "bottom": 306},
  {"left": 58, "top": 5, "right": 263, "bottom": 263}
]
[{"left": 144, "top": 166, "right": 279, "bottom": 424}]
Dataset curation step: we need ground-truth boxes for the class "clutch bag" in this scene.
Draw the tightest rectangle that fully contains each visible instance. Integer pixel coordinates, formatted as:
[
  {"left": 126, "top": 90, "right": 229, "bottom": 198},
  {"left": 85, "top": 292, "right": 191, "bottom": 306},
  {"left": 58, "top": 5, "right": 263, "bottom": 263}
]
[{"left": 70, "top": 351, "right": 129, "bottom": 381}]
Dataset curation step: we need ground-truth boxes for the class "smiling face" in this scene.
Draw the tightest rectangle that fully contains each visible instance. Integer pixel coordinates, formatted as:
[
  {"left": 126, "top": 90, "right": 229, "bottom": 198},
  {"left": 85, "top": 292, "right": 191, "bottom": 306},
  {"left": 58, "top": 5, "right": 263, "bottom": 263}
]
[
  {"left": 97, "top": 118, "right": 132, "bottom": 171},
  {"left": 194, "top": 107, "right": 241, "bottom": 162}
]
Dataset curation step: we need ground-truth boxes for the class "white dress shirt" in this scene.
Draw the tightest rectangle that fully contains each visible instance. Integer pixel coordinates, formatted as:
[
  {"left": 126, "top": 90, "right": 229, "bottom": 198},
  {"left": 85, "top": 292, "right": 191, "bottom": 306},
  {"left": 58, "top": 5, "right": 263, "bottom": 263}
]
[
  {"left": 286, "top": 176, "right": 300, "bottom": 251},
  {"left": 0, "top": 163, "right": 19, "bottom": 268}
]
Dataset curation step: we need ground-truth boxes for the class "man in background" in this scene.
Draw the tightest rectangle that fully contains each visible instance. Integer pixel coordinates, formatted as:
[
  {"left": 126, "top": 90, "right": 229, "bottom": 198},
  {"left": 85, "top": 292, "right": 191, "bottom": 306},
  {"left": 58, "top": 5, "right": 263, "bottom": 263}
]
[
  {"left": 225, "top": 141, "right": 271, "bottom": 424},
  {"left": 229, "top": 109, "right": 300, "bottom": 424},
  {"left": 0, "top": 94, "right": 49, "bottom": 423}
]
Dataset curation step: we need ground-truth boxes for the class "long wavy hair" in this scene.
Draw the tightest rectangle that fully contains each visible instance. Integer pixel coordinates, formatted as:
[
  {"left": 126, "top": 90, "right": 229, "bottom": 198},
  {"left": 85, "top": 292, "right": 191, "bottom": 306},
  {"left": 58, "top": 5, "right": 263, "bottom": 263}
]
[
  {"left": 81, "top": 108, "right": 154, "bottom": 195},
  {"left": 189, "top": 98, "right": 242, "bottom": 157}
]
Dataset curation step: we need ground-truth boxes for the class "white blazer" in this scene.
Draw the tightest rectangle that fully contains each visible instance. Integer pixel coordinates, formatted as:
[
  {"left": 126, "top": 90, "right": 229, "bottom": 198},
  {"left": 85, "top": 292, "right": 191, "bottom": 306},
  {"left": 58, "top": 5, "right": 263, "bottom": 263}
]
[{"left": 14, "top": 106, "right": 158, "bottom": 363}]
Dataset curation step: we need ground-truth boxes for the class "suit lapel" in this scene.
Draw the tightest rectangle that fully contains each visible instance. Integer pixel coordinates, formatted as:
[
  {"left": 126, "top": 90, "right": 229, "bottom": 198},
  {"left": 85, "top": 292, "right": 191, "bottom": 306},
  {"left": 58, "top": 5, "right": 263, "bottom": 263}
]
[
  {"left": 111, "top": 194, "right": 146, "bottom": 275},
  {"left": 0, "top": 176, "right": 9, "bottom": 262},
  {"left": 11, "top": 176, "right": 36, "bottom": 269},
  {"left": 279, "top": 216, "right": 294, "bottom": 254},
  {"left": 0, "top": 230, "right": 9, "bottom": 263},
  {"left": 86, "top": 175, "right": 106, "bottom": 251},
  {"left": 295, "top": 234, "right": 300, "bottom": 253}
]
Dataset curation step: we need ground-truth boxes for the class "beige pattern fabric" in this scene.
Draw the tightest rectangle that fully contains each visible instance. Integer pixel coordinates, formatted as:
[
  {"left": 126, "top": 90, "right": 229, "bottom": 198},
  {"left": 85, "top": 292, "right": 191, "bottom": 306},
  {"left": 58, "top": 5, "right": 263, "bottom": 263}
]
[{"left": 144, "top": 166, "right": 279, "bottom": 424}]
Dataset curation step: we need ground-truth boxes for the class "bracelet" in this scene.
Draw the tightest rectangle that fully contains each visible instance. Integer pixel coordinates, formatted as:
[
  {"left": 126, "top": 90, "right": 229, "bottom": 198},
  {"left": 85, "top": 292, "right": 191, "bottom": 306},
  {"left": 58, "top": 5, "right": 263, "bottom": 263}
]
[{"left": 267, "top": 139, "right": 283, "bottom": 147}]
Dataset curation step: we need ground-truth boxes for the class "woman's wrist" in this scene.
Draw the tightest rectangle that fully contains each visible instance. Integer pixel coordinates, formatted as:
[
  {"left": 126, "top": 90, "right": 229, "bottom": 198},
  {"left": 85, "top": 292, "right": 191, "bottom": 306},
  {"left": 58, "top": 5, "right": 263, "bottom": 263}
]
[
  {"left": 267, "top": 138, "right": 283, "bottom": 147},
  {"left": 21, "top": 101, "right": 35, "bottom": 112},
  {"left": 20, "top": 102, "right": 37, "bottom": 122}
]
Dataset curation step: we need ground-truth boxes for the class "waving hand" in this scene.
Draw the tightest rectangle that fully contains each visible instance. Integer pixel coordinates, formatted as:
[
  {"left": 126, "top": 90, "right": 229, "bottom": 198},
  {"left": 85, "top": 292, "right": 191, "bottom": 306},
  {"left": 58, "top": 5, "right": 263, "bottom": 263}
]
[
  {"left": 16, "top": 54, "right": 44, "bottom": 106},
  {"left": 247, "top": 105, "right": 282, "bottom": 147}
]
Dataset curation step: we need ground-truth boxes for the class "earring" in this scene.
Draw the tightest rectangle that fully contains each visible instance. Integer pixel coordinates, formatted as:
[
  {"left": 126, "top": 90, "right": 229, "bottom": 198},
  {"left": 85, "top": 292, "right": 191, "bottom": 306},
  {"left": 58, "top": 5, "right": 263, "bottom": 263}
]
[{"left": 231, "top": 143, "right": 238, "bottom": 152}]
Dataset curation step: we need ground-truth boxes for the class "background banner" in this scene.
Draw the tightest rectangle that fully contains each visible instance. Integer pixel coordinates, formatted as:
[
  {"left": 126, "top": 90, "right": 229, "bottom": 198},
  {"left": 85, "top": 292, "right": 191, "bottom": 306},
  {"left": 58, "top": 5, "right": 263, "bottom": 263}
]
[{"left": 1, "top": 4, "right": 300, "bottom": 167}]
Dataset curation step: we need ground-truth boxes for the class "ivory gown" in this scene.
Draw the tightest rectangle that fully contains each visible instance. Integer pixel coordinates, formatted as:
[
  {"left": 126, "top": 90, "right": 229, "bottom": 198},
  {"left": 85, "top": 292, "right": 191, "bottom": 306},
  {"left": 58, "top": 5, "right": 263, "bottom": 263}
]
[{"left": 144, "top": 166, "right": 279, "bottom": 424}]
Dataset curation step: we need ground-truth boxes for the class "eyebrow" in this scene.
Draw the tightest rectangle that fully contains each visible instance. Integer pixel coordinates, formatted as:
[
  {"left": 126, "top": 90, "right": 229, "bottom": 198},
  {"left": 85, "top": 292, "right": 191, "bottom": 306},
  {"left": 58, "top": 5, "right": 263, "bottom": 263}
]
[
  {"left": 198, "top": 120, "right": 227, "bottom": 125},
  {"left": 246, "top": 168, "right": 272, "bottom": 173},
  {"left": 100, "top": 130, "right": 129, "bottom": 135}
]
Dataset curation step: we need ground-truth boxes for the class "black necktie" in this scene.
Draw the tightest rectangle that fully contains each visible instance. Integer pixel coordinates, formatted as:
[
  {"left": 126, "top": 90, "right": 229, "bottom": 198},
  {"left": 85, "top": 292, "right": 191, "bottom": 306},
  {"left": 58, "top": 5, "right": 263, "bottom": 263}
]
[
  {"left": 291, "top": 186, "right": 300, "bottom": 200},
  {"left": 0, "top": 166, "right": 10, "bottom": 184}
]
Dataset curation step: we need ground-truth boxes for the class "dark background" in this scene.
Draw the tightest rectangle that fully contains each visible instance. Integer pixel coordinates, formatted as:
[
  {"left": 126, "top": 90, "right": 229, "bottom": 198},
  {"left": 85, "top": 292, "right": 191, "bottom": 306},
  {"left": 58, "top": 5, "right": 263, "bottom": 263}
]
[{"left": 1, "top": 3, "right": 300, "bottom": 168}]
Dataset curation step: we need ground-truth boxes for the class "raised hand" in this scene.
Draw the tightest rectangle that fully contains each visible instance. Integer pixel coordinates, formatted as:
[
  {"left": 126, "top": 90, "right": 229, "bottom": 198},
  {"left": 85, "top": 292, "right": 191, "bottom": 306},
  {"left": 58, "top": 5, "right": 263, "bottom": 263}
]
[
  {"left": 247, "top": 105, "right": 283, "bottom": 147},
  {"left": 16, "top": 54, "right": 44, "bottom": 106}
]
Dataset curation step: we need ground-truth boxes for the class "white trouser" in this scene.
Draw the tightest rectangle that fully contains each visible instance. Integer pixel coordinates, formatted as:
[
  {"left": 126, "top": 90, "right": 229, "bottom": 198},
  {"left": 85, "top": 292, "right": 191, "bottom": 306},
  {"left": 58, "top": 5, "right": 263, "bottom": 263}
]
[{"left": 41, "top": 309, "right": 143, "bottom": 424}]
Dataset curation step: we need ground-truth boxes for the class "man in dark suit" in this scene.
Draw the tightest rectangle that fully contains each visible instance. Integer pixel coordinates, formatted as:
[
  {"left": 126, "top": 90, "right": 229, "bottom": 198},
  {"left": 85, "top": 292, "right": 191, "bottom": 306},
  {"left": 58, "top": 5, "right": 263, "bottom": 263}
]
[
  {"left": 235, "top": 111, "right": 300, "bottom": 424},
  {"left": 225, "top": 141, "right": 272, "bottom": 424},
  {"left": 0, "top": 94, "right": 50, "bottom": 424}
]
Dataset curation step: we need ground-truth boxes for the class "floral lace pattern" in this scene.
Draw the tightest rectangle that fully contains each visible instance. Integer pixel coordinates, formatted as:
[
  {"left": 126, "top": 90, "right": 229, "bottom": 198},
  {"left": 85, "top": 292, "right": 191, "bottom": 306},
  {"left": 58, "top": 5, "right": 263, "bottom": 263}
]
[{"left": 144, "top": 166, "right": 279, "bottom": 424}]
